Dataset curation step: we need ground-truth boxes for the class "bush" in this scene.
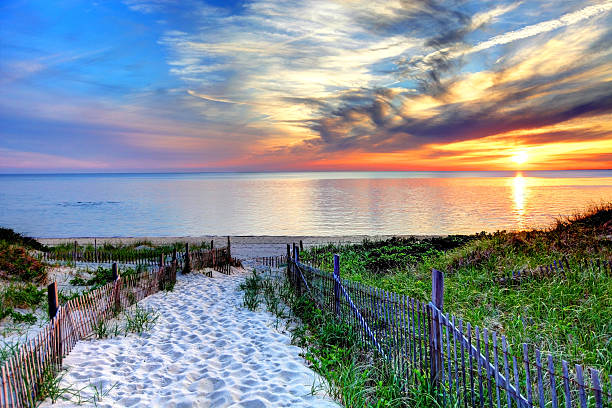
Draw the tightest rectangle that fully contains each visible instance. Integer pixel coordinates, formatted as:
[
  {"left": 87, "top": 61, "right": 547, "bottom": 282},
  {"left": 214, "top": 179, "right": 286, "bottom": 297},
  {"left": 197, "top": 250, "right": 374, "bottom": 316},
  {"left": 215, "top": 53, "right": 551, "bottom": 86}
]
[
  {"left": 0, "top": 227, "right": 47, "bottom": 251},
  {"left": 0, "top": 244, "right": 47, "bottom": 283},
  {"left": 2, "top": 283, "right": 45, "bottom": 309}
]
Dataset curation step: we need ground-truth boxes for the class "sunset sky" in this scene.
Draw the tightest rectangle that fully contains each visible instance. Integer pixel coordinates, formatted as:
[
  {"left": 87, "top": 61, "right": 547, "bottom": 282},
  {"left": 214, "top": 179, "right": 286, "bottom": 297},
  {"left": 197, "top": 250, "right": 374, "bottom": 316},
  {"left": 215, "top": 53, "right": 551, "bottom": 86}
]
[{"left": 1, "top": 0, "right": 611, "bottom": 172}]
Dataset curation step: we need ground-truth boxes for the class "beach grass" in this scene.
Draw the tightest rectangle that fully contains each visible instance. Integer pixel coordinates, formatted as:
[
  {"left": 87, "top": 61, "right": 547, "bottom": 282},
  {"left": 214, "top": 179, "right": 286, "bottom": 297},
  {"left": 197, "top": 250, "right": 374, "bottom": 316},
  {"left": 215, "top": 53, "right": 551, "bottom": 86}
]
[
  {"left": 240, "top": 269, "right": 451, "bottom": 407},
  {"left": 299, "top": 203, "right": 612, "bottom": 375}
]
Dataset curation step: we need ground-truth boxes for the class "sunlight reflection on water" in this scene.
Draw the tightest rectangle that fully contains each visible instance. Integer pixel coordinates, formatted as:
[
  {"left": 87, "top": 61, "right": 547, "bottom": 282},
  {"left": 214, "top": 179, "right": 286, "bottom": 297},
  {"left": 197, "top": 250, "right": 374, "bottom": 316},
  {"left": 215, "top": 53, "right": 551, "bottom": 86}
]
[{"left": 0, "top": 171, "right": 611, "bottom": 237}]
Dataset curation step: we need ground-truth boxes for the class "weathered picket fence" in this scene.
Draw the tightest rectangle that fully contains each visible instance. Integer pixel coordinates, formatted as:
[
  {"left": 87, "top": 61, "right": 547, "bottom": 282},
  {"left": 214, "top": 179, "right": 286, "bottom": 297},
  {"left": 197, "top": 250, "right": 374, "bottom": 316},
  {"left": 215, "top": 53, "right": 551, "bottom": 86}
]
[
  {"left": 40, "top": 239, "right": 236, "bottom": 274},
  {"left": 0, "top": 261, "right": 177, "bottom": 408},
  {"left": 496, "top": 258, "right": 611, "bottom": 286},
  {"left": 285, "top": 246, "right": 611, "bottom": 408},
  {"left": 253, "top": 255, "right": 287, "bottom": 269}
]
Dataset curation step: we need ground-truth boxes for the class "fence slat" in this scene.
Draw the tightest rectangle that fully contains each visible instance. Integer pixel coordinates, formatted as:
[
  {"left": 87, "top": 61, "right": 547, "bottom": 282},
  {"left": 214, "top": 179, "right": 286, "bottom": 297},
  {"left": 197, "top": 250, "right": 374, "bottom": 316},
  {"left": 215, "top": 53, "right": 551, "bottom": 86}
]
[
  {"left": 535, "top": 349, "right": 545, "bottom": 408},
  {"left": 590, "top": 368, "right": 603, "bottom": 408},
  {"left": 453, "top": 315, "right": 461, "bottom": 406},
  {"left": 575, "top": 365, "right": 587, "bottom": 408},
  {"left": 493, "top": 333, "right": 501, "bottom": 408},
  {"left": 548, "top": 354, "right": 559, "bottom": 408},
  {"left": 502, "top": 336, "right": 512, "bottom": 408},
  {"left": 476, "top": 326, "right": 485, "bottom": 408},
  {"left": 524, "top": 344, "right": 533, "bottom": 408},
  {"left": 561, "top": 360, "right": 572, "bottom": 408}
]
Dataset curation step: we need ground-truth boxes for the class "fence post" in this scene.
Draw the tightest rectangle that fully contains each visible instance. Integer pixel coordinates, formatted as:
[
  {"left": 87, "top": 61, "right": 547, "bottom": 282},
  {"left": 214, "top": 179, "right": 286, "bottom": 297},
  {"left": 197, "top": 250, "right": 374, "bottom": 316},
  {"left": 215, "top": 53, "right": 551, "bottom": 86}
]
[
  {"left": 94, "top": 238, "right": 98, "bottom": 263},
  {"left": 172, "top": 247, "right": 177, "bottom": 264},
  {"left": 73, "top": 240, "right": 78, "bottom": 264},
  {"left": 430, "top": 268, "right": 444, "bottom": 387},
  {"left": 159, "top": 253, "right": 164, "bottom": 267},
  {"left": 333, "top": 254, "right": 340, "bottom": 316},
  {"left": 183, "top": 243, "right": 191, "bottom": 274},
  {"left": 286, "top": 244, "right": 291, "bottom": 279},
  {"left": 211, "top": 240, "right": 214, "bottom": 250},
  {"left": 112, "top": 263, "right": 121, "bottom": 314},
  {"left": 47, "top": 281, "right": 62, "bottom": 366},
  {"left": 172, "top": 259, "right": 178, "bottom": 285},
  {"left": 112, "top": 262, "right": 119, "bottom": 281},
  {"left": 48, "top": 282, "right": 58, "bottom": 319},
  {"left": 227, "top": 236, "right": 231, "bottom": 264},
  {"left": 300, "top": 240, "right": 304, "bottom": 253},
  {"left": 294, "top": 243, "right": 301, "bottom": 295}
]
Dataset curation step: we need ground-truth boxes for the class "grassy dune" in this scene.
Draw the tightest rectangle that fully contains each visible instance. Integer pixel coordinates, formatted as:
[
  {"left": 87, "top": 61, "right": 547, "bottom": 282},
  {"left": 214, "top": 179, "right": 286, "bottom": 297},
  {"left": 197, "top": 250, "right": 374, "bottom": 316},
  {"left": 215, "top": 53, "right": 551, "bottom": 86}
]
[{"left": 300, "top": 203, "right": 612, "bottom": 374}]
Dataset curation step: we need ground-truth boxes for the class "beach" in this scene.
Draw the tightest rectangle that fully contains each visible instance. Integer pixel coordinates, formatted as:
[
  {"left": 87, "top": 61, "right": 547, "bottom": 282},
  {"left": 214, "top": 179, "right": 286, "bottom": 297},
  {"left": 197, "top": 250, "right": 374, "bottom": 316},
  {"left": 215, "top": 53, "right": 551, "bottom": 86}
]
[{"left": 38, "top": 268, "right": 340, "bottom": 408}]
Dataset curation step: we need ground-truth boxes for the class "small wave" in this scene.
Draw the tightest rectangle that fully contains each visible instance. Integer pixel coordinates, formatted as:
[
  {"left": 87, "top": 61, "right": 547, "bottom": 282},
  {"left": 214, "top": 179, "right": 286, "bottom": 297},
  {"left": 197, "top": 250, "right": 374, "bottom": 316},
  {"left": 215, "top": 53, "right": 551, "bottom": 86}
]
[{"left": 58, "top": 201, "right": 120, "bottom": 207}]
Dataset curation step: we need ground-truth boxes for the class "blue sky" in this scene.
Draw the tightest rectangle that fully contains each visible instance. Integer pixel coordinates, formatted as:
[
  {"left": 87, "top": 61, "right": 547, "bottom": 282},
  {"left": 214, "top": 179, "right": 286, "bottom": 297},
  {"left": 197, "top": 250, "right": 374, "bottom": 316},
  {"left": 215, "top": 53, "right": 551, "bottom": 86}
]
[{"left": 1, "top": 0, "right": 611, "bottom": 172}]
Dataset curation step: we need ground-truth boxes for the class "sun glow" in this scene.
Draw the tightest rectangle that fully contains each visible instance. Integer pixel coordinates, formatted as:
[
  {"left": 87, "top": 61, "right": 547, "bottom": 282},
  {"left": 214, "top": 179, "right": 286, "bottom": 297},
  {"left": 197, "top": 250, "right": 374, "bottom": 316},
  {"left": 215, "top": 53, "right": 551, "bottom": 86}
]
[{"left": 512, "top": 151, "right": 528, "bottom": 165}]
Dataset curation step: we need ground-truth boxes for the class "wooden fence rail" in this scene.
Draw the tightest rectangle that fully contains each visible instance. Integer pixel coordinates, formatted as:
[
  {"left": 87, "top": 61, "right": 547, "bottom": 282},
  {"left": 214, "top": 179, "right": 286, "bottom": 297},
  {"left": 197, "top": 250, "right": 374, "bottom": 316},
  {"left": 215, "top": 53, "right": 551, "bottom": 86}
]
[
  {"left": 0, "top": 261, "right": 177, "bottom": 408},
  {"left": 286, "top": 248, "right": 611, "bottom": 408},
  {"left": 39, "top": 245, "right": 236, "bottom": 274}
]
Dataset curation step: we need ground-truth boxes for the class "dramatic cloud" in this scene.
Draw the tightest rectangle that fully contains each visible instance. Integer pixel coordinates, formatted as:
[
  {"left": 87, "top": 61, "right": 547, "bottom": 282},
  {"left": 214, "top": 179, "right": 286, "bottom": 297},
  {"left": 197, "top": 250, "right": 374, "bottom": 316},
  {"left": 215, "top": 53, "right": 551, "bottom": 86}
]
[{"left": 0, "top": 0, "right": 611, "bottom": 171}]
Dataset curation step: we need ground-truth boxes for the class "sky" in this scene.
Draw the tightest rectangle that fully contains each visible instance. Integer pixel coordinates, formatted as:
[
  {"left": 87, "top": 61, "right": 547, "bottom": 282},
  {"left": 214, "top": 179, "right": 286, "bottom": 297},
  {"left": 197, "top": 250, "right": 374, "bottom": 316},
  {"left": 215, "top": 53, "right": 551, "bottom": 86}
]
[{"left": 1, "top": 0, "right": 611, "bottom": 172}]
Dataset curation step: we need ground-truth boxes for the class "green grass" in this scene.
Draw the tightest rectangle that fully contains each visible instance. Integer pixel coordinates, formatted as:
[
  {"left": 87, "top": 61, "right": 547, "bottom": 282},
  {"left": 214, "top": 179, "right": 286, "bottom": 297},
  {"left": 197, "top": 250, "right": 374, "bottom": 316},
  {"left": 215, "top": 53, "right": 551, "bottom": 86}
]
[
  {"left": 48, "top": 240, "right": 212, "bottom": 263},
  {"left": 239, "top": 269, "right": 448, "bottom": 407},
  {"left": 70, "top": 265, "right": 146, "bottom": 289},
  {"left": 0, "top": 339, "right": 20, "bottom": 364},
  {"left": 0, "top": 283, "right": 45, "bottom": 324},
  {"left": 300, "top": 203, "right": 612, "bottom": 376}
]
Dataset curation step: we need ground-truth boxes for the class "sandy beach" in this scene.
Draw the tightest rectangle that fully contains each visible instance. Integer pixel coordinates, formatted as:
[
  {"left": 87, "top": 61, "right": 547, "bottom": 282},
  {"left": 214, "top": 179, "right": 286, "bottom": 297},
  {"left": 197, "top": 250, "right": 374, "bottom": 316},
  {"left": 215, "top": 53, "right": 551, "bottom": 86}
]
[{"left": 38, "top": 269, "right": 340, "bottom": 408}]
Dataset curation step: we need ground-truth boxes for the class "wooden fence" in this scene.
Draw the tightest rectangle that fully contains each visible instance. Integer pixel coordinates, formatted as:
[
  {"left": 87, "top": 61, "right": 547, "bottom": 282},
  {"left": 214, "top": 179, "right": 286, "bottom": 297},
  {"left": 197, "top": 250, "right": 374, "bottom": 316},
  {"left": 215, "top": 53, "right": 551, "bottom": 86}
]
[
  {"left": 253, "top": 255, "right": 287, "bottom": 269},
  {"left": 495, "top": 258, "right": 611, "bottom": 286},
  {"left": 190, "top": 247, "right": 237, "bottom": 275},
  {"left": 39, "top": 241, "right": 237, "bottom": 275},
  {"left": 39, "top": 248, "right": 169, "bottom": 267},
  {"left": 0, "top": 261, "right": 177, "bottom": 408},
  {"left": 285, "top": 248, "right": 611, "bottom": 408}
]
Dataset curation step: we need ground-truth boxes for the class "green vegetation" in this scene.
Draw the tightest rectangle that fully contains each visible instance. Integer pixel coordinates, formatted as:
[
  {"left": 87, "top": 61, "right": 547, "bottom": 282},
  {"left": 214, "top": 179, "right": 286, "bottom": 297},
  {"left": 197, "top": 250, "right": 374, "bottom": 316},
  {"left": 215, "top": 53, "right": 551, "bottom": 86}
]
[
  {"left": 240, "top": 270, "right": 450, "bottom": 407},
  {"left": 0, "top": 243, "right": 47, "bottom": 283},
  {"left": 301, "top": 203, "right": 612, "bottom": 375},
  {"left": 92, "top": 304, "right": 160, "bottom": 339},
  {"left": 123, "top": 304, "right": 160, "bottom": 335},
  {"left": 69, "top": 265, "right": 146, "bottom": 290},
  {"left": 0, "top": 339, "right": 20, "bottom": 364},
  {"left": 0, "top": 283, "right": 45, "bottom": 324},
  {"left": 0, "top": 227, "right": 47, "bottom": 252},
  {"left": 36, "top": 365, "right": 117, "bottom": 406},
  {"left": 0, "top": 228, "right": 48, "bottom": 286},
  {"left": 48, "top": 240, "right": 212, "bottom": 263}
]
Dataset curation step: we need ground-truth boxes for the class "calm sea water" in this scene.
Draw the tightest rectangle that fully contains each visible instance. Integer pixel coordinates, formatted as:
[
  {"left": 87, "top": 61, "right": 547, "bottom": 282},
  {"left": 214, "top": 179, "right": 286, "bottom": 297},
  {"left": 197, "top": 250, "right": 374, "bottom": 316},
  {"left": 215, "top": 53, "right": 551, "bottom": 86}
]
[{"left": 1, "top": 171, "right": 611, "bottom": 237}]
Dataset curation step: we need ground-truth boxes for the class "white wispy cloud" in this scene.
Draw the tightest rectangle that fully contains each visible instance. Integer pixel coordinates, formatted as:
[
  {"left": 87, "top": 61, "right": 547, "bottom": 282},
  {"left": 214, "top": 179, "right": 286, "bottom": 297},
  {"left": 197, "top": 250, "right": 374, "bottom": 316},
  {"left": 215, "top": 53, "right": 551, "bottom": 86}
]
[{"left": 470, "top": 2, "right": 612, "bottom": 54}]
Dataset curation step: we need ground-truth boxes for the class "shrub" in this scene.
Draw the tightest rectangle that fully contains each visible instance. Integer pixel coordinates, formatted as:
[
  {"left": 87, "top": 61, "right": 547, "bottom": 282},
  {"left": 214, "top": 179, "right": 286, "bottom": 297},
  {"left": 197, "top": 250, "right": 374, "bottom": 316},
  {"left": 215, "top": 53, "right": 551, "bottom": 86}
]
[
  {"left": 0, "top": 244, "right": 47, "bottom": 283},
  {"left": 1, "top": 283, "right": 45, "bottom": 309},
  {"left": 0, "top": 227, "right": 47, "bottom": 251}
]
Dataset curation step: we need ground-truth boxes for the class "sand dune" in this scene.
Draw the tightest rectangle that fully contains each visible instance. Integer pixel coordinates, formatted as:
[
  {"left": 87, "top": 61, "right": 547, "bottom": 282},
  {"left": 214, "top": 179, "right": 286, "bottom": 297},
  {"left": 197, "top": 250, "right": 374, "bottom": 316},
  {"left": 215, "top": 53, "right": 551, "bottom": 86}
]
[{"left": 40, "top": 270, "right": 340, "bottom": 408}]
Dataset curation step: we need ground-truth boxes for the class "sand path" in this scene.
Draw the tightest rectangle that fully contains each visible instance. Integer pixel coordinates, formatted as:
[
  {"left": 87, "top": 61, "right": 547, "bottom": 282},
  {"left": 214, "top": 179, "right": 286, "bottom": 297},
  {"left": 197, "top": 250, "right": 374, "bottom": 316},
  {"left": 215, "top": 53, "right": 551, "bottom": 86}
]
[{"left": 40, "top": 271, "right": 339, "bottom": 408}]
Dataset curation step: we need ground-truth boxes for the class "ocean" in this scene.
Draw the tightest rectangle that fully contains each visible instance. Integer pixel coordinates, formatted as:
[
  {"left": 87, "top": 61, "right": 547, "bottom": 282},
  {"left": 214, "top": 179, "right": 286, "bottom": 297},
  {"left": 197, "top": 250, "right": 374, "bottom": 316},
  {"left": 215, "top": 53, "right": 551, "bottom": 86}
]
[{"left": 1, "top": 171, "right": 611, "bottom": 237}]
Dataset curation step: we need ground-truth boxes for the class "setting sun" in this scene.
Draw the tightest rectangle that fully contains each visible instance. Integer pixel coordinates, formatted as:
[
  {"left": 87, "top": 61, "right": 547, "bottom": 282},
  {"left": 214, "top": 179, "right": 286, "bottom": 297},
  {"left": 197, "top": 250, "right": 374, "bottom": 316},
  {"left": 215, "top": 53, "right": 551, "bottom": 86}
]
[{"left": 512, "top": 151, "right": 528, "bottom": 165}]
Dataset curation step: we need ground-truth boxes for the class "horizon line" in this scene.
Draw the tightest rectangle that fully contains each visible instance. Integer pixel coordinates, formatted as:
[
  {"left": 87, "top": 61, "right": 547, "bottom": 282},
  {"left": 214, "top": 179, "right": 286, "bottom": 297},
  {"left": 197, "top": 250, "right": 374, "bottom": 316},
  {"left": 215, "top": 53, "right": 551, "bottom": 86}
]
[{"left": 1, "top": 168, "right": 611, "bottom": 176}]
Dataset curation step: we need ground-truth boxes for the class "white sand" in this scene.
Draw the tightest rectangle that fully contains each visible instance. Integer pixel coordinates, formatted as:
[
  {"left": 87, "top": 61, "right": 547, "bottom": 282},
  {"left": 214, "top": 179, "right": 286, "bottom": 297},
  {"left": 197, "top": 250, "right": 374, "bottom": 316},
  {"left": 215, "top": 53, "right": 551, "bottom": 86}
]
[{"left": 39, "top": 270, "right": 340, "bottom": 408}]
